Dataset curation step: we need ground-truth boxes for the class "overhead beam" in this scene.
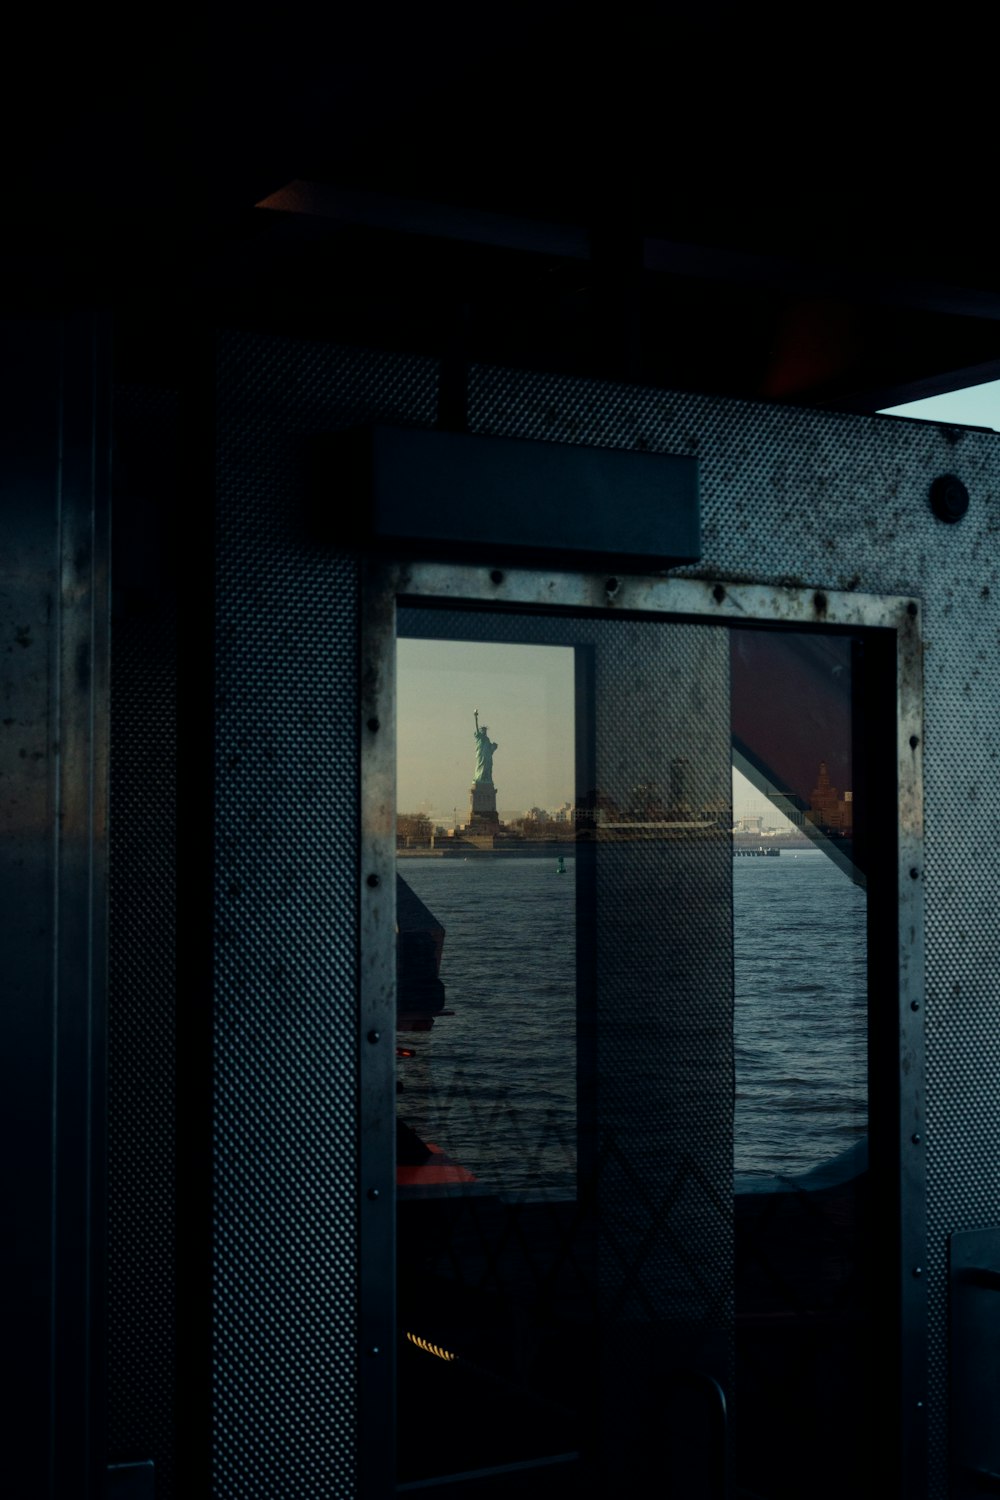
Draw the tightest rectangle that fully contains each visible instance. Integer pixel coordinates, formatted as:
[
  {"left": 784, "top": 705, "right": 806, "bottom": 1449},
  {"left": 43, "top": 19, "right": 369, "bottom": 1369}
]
[{"left": 258, "top": 180, "right": 1000, "bottom": 325}]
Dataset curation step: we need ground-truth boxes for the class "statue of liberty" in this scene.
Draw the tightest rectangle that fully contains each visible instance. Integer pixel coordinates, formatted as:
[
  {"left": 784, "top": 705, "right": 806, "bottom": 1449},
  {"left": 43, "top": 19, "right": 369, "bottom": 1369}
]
[{"left": 473, "top": 709, "right": 498, "bottom": 785}]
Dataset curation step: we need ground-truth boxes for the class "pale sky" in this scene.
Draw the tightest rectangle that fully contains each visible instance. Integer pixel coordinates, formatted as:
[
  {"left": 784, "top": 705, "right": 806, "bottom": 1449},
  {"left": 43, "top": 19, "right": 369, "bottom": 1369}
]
[
  {"left": 396, "top": 636, "right": 793, "bottom": 827},
  {"left": 879, "top": 378, "right": 1000, "bottom": 431},
  {"left": 397, "top": 638, "right": 575, "bottom": 820}
]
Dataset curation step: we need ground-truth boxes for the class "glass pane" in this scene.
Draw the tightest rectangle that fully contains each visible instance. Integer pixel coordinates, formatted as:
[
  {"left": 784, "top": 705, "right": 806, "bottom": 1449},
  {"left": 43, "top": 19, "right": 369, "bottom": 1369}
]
[
  {"left": 392, "top": 610, "right": 875, "bottom": 1498},
  {"left": 395, "top": 639, "right": 578, "bottom": 1196},
  {"left": 731, "top": 629, "right": 870, "bottom": 1500},
  {"left": 395, "top": 637, "right": 584, "bottom": 1487}
]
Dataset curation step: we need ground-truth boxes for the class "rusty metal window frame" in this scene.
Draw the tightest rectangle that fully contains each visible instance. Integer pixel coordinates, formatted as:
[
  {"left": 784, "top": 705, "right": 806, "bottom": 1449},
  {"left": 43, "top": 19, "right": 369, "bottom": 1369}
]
[{"left": 359, "top": 563, "right": 925, "bottom": 1498}]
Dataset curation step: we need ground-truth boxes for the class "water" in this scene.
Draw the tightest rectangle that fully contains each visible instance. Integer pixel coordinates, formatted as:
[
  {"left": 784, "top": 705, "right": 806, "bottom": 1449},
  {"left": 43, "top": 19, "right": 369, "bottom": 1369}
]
[
  {"left": 397, "top": 857, "right": 577, "bottom": 1195},
  {"left": 733, "top": 847, "right": 867, "bottom": 1179},
  {"left": 397, "top": 848, "right": 866, "bottom": 1195}
]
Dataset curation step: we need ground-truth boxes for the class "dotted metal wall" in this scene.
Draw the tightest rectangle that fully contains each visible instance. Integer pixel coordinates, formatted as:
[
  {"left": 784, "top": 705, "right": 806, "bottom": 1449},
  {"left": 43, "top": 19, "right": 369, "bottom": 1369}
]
[
  {"left": 107, "top": 385, "right": 180, "bottom": 1490},
  {"left": 590, "top": 618, "right": 733, "bottom": 1482},
  {"left": 207, "top": 335, "right": 999, "bottom": 1495},
  {"left": 213, "top": 335, "right": 438, "bottom": 1498},
  {"left": 468, "top": 363, "right": 1000, "bottom": 1497}
]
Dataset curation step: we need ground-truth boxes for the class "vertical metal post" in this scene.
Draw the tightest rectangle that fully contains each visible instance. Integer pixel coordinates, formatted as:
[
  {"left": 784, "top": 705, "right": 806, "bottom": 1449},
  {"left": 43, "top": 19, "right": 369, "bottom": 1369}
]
[
  {"left": 0, "top": 312, "right": 110, "bottom": 1497},
  {"left": 896, "top": 604, "right": 928, "bottom": 1497},
  {"left": 359, "top": 562, "right": 400, "bottom": 1495}
]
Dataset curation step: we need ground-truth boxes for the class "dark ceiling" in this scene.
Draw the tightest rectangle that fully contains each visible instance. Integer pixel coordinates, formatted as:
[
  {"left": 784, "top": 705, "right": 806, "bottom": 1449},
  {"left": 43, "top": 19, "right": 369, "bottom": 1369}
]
[{"left": 10, "top": 3, "right": 1000, "bottom": 411}]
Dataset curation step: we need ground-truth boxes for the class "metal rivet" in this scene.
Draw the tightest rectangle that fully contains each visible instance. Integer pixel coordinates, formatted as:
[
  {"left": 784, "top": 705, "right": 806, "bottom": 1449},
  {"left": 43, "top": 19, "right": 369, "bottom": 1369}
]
[
  {"left": 367, "top": 717, "right": 380, "bottom": 732},
  {"left": 911, "top": 1000, "right": 920, "bottom": 1012},
  {"left": 606, "top": 577, "right": 619, "bottom": 595},
  {"left": 367, "top": 1187, "right": 380, "bottom": 1201},
  {"left": 907, "top": 601, "right": 918, "bottom": 617},
  {"left": 913, "top": 1266, "right": 923, "bottom": 1278},
  {"left": 910, "top": 867, "right": 920, "bottom": 880},
  {"left": 490, "top": 569, "right": 504, "bottom": 585},
  {"left": 367, "top": 873, "right": 380, "bottom": 888},
  {"left": 369, "top": 1346, "right": 380, "bottom": 1357},
  {"left": 367, "top": 1030, "right": 381, "bottom": 1044},
  {"left": 912, "top": 1133, "right": 922, "bottom": 1144},
  {"left": 909, "top": 734, "right": 919, "bottom": 749},
  {"left": 712, "top": 584, "right": 726, "bottom": 604}
]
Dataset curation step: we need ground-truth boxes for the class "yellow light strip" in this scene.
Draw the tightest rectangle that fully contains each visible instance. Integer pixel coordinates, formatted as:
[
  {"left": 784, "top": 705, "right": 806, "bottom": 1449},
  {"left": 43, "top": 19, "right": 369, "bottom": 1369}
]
[{"left": 405, "top": 1331, "right": 457, "bottom": 1362}]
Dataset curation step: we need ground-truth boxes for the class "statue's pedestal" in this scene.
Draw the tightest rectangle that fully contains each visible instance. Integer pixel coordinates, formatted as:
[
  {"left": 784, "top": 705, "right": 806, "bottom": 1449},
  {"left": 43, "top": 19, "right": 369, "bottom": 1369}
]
[{"left": 466, "top": 780, "right": 500, "bottom": 832}]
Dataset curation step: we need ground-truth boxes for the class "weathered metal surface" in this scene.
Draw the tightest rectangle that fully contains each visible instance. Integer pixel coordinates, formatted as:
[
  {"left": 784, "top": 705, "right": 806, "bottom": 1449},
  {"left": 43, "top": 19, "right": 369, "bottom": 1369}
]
[
  {"left": 0, "top": 313, "right": 111, "bottom": 1498},
  {"left": 469, "top": 364, "right": 1000, "bottom": 1496},
  {"left": 199, "top": 333, "right": 1000, "bottom": 1497},
  {"left": 210, "top": 336, "right": 437, "bottom": 1500},
  {"left": 358, "top": 560, "right": 399, "bottom": 1497}
]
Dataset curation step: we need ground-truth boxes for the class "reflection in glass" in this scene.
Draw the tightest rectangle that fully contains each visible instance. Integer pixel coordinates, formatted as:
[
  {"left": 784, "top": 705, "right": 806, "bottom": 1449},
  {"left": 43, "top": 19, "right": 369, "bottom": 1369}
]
[
  {"left": 395, "top": 640, "right": 582, "bottom": 1486},
  {"left": 391, "top": 616, "right": 874, "bottom": 1498},
  {"left": 731, "top": 631, "right": 870, "bottom": 1500}
]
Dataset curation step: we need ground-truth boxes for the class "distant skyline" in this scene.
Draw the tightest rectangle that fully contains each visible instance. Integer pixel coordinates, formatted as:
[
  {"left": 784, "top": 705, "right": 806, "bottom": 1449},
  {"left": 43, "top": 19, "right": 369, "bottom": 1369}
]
[{"left": 397, "top": 636, "right": 799, "bottom": 828}]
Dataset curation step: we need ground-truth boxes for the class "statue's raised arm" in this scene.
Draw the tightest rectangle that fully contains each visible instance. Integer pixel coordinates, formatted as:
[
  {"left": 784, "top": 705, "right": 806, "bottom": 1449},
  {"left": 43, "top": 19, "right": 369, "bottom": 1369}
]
[{"left": 472, "top": 707, "right": 498, "bottom": 785}]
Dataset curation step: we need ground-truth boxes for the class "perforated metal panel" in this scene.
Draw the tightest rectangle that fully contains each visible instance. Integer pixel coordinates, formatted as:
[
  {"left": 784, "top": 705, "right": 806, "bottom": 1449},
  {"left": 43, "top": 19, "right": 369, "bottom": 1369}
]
[
  {"left": 591, "top": 620, "right": 732, "bottom": 1308},
  {"left": 590, "top": 619, "right": 733, "bottom": 1484},
  {"left": 468, "top": 364, "right": 1000, "bottom": 1496},
  {"left": 203, "top": 337, "right": 990, "bottom": 1495},
  {"left": 108, "top": 384, "right": 180, "bottom": 1490},
  {"left": 395, "top": 605, "right": 733, "bottom": 1485},
  {"left": 213, "top": 335, "right": 438, "bottom": 1497}
]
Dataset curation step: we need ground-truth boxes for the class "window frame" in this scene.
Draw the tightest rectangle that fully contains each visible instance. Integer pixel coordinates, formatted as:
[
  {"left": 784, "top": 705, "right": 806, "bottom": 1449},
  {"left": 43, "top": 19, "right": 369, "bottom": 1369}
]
[{"left": 359, "top": 563, "right": 925, "bottom": 1498}]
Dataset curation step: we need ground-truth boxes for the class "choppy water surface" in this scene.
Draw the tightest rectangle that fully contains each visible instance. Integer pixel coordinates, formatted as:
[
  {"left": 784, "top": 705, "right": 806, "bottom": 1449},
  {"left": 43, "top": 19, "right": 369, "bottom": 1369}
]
[
  {"left": 732, "top": 848, "right": 867, "bottom": 1178},
  {"left": 397, "top": 848, "right": 866, "bottom": 1194}
]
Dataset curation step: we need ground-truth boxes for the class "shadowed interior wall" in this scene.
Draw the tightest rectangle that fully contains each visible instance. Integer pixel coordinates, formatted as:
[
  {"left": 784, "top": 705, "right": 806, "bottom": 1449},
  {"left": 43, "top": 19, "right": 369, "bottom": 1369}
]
[
  {"left": 1, "top": 315, "right": 109, "bottom": 1499},
  {"left": 211, "top": 336, "right": 438, "bottom": 1497},
  {"left": 106, "top": 331, "right": 999, "bottom": 1497},
  {"left": 107, "top": 385, "right": 180, "bottom": 1488}
]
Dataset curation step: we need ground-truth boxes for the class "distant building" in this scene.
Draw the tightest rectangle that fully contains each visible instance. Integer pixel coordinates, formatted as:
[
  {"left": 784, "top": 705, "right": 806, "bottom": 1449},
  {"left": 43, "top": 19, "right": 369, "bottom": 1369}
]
[{"left": 806, "top": 761, "right": 853, "bottom": 833}]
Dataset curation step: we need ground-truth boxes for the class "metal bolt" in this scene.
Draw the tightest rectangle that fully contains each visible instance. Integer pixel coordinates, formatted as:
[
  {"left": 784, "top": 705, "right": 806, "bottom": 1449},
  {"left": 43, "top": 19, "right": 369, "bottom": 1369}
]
[
  {"left": 712, "top": 584, "right": 726, "bottom": 604},
  {"left": 369, "top": 1346, "right": 380, "bottom": 1358},
  {"left": 367, "top": 1030, "right": 381, "bottom": 1044},
  {"left": 367, "top": 1187, "right": 380, "bottom": 1201},
  {"left": 912, "top": 1133, "right": 922, "bottom": 1145},
  {"left": 911, "top": 1000, "right": 920, "bottom": 1012},
  {"left": 930, "top": 474, "right": 969, "bottom": 524},
  {"left": 490, "top": 569, "right": 504, "bottom": 585},
  {"left": 606, "top": 577, "right": 619, "bottom": 595},
  {"left": 909, "top": 734, "right": 919, "bottom": 749},
  {"left": 907, "top": 601, "right": 918, "bottom": 617},
  {"left": 910, "top": 867, "right": 920, "bottom": 881},
  {"left": 913, "top": 1266, "right": 923, "bottom": 1278},
  {"left": 367, "top": 873, "right": 380, "bottom": 888}
]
